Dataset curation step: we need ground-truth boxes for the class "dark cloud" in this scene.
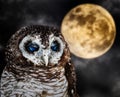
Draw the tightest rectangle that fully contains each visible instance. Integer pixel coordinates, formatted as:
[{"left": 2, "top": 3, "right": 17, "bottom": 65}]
[
  {"left": 21, "top": 14, "right": 59, "bottom": 28},
  {"left": 0, "top": 0, "right": 120, "bottom": 97},
  {"left": 71, "top": 48, "right": 120, "bottom": 96},
  {"left": 112, "top": 78, "right": 120, "bottom": 97},
  {"left": 82, "top": 90, "right": 109, "bottom": 97},
  {"left": 101, "top": 0, "right": 120, "bottom": 15}
]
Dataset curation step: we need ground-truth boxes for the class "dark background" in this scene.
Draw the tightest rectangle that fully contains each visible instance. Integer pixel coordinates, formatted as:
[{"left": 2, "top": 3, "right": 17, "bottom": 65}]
[{"left": 0, "top": 0, "right": 120, "bottom": 97}]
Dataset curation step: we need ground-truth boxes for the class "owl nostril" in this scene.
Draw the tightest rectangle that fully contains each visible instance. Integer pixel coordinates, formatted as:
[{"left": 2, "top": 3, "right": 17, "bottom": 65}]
[{"left": 41, "top": 56, "right": 44, "bottom": 62}]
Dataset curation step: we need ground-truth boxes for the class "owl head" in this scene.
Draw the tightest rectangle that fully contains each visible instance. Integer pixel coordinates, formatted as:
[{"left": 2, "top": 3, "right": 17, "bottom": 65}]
[{"left": 5, "top": 25, "right": 70, "bottom": 69}]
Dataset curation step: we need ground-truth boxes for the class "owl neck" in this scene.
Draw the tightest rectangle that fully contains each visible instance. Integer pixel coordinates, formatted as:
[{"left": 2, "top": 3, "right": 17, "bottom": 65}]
[{"left": 6, "top": 65, "right": 65, "bottom": 81}]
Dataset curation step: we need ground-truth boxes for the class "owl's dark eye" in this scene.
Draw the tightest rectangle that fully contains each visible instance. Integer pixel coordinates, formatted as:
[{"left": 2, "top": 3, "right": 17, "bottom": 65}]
[
  {"left": 51, "top": 41, "right": 60, "bottom": 52},
  {"left": 25, "top": 42, "right": 39, "bottom": 53}
]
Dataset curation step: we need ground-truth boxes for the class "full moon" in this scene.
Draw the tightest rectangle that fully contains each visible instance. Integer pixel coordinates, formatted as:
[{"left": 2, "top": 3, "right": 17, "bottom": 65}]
[{"left": 61, "top": 4, "right": 116, "bottom": 59}]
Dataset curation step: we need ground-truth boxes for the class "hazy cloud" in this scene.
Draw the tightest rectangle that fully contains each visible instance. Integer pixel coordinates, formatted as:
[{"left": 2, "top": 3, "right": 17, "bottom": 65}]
[
  {"left": 0, "top": 0, "right": 120, "bottom": 97},
  {"left": 21, "top": 14, "right": 58, "bottom": 28},
  {"left": 101, "top": 0, "right": 120, "bottom": 14}
]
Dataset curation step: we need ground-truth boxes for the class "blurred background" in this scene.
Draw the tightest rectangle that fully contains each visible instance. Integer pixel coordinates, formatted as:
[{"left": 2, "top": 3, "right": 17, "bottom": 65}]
[{"left": 0, "top": 0, "right": 120, "bottom": 97}]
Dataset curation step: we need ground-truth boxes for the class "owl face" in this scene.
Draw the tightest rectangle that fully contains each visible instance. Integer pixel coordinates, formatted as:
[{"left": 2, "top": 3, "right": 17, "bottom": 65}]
[
  {"left": 6, "top": 25, "right": 70, "bottom": 68},
  {"left": 19, "top": 33, "right": 66, "bottom": 66}
]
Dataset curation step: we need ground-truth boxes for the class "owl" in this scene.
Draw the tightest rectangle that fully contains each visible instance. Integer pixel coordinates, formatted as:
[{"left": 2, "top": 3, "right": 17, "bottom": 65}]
[{"left": 0, "top": 25, "right": 79, "bottom": 97}]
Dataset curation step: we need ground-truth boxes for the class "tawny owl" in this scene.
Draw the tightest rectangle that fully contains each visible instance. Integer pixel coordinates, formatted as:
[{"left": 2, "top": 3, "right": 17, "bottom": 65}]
[{"left": 0, "top": 25, "right": 79, "bottom": 97}]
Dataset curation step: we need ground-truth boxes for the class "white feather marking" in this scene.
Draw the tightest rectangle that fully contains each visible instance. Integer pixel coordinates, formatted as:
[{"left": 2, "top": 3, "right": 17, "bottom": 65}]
[{"left": 1, "top": 68, "right": 69, "bottom": 97}]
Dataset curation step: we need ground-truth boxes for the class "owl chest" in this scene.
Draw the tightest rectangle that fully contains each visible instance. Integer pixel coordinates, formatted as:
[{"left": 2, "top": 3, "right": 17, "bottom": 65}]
[
  {"left": 1, "top": 69, "right": 69, "bottom": 97},
  {"left": 16, "top": 75, "right": 68, "bottom": 97}
]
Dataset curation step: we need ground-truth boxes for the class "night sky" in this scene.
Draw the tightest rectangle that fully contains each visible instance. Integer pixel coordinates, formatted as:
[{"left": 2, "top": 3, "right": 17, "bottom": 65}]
[{"left": 0, "top": 0, "right": 120, "bottom": 97}]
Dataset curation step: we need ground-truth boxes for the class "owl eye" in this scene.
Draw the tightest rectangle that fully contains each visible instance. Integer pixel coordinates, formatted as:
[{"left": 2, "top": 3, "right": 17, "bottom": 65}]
[
  {"left": 25, "top": 42, "right": 39, "bottom": 53},
  {"left": 51, "top": 40, "right": 60, "bottom": 52}
]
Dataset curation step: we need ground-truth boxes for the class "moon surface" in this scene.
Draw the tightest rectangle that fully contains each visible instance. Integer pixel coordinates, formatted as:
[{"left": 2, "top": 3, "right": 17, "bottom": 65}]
[{"left": 61, "top": 4, "right": 116, "bottom": 59}]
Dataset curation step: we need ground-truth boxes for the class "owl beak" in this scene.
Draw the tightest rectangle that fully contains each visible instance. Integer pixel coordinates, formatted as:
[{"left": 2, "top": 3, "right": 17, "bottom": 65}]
[
  {"left": 42, "top": 50, "right": 49, "bottom": 66},
  {"left": 43, "top": 55, "right": 49, "bottom": 66}
]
